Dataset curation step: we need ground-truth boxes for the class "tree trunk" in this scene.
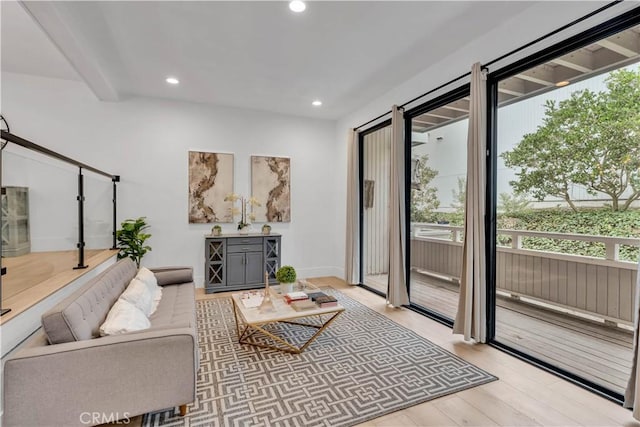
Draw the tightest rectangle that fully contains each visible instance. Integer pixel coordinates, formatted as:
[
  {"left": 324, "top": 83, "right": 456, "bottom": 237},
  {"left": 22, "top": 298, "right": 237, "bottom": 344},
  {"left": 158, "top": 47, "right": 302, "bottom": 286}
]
[
  {"left": 564, "top": 195, "right": 578, "bottom": 212},
  {"left": 612, "top": 196, "right": 619, "bottom": 212},
  {"left": 622, "top": 191, "right": 640, "bottom": 211}
]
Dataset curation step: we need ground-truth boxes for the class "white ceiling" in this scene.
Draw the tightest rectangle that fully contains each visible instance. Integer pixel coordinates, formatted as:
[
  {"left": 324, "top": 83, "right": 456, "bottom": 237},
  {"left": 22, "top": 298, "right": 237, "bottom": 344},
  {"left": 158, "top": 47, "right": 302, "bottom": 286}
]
[{"left": 0, "top": 1, "right": 615, "bottom": 120}]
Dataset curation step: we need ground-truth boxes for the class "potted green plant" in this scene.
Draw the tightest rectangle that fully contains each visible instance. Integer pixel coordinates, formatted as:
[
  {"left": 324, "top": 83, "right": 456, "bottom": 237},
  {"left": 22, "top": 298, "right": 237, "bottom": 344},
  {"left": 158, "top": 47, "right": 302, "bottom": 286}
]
[
  {"left": 211, "top": 224, "right": 222, "bottom": 236},
  {"left": 262, "top": 224, "right": 272, "bottom": 235},
  {"left": 276, "top": 265, "right": 297, "bottom": 294},
  {"left": 116, "top": 217, "right": 152, "bottom": 268}
]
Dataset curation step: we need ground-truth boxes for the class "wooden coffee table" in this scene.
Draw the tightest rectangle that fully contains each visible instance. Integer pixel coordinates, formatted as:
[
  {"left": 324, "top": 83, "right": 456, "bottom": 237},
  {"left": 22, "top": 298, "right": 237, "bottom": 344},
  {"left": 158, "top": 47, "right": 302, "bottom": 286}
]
[{"left": 230, "top": 285, "right": 344, "bottom": 354}]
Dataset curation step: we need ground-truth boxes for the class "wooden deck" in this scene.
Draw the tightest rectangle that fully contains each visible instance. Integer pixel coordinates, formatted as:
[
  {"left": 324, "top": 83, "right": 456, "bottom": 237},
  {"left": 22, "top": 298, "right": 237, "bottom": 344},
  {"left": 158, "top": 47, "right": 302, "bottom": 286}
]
[{"left": 365, "top": 272, "right": 633, "bottom": 395}]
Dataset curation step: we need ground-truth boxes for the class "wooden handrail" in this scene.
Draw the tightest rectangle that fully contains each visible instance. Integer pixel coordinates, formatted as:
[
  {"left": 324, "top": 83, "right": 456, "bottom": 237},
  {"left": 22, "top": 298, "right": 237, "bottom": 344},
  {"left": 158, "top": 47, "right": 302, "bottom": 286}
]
[{"left": 412, "top": 222, "right": 640, "bottom": 262}]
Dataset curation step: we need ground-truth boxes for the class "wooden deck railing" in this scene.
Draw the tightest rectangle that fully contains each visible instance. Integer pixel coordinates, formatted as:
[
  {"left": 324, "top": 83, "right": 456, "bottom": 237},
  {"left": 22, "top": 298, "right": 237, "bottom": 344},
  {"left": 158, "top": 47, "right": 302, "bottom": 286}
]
[{"left": 410, "top": 223, "right": 640, "bottom": 326}]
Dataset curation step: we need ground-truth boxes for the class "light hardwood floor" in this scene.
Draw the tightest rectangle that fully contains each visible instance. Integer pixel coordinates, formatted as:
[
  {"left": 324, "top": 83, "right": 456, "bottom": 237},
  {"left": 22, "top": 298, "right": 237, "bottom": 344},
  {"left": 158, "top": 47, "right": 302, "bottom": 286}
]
[
  {"left": 0, "top": 249, "right": 117, "bottom": 324},
  {"left": 196, "top": 277, "right": 640, "bottom": 427}
]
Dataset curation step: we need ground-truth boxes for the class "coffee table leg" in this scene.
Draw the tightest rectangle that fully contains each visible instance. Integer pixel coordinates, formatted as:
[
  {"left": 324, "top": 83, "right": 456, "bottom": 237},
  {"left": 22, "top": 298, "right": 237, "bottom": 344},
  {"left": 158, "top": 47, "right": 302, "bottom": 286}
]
[
  {"left": 237, "top": 311, "right": 343, "bottom": 354},
  {"left": 298, "top": 311, "right": 342, "bottom": 352},
  {"left": 242, "top": 324, "right": 302, "bottom": 353}
]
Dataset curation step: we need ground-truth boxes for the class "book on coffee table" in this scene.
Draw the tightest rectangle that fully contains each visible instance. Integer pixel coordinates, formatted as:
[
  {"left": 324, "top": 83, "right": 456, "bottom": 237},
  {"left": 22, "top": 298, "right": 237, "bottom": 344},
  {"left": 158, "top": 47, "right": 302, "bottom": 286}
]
[
  {"left": 306, "top": 292, "right": 328, "bottom": 301},
  {"left": 241, "top": 294, "right": 264, "bottom": 308},
  {"left": 284, "top": 291, "right": 309, "bottom": 304},
  {"left": 290, "top": 300, "right": 317, "bottom": 311},
  {"left": 314, "top": 295, "right": 338, "bottom": 308}
]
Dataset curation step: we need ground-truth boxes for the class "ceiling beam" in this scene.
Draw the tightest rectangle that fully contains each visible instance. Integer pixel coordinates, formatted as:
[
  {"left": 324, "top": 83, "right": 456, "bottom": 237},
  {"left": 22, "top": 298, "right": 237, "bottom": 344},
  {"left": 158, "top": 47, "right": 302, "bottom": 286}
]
[
  {"left": 423, "top": 112, "right": 456, "bottom": 120},
  {"left": 19, "top": 1, "right": 120, "bottom": 101},
  {"left": 413, "top": 118, "right": 439, "bottom": 126},
  {"left": 516, "top": 73, "right": 555, "bottom": 86},
  {"left": 498, "top": 87, "right": 523, "bottom": 97},
  {"left": 596, "top": 39, "right": 637, "bottom": 58},
  {"left": 441, "top": 104, "right": 468, "bottom": 113},
  {"left": 550, "top": 57, "right": 593, "bottom": 73}
]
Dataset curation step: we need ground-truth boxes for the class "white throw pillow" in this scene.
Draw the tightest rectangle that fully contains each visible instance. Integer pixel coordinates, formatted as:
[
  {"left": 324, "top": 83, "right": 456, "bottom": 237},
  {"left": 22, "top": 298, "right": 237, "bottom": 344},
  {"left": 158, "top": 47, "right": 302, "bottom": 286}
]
[
  {"left": 136, "top": 267, "right": 159, "bottom": 292},
  {"left": 149, "top": 286, "right": 162, "bottom": 315},
  {"left": 135, "top": 267, "right": 163, "bottom": 314},
  {"left": 120, "top": 278, "right": 153, "bottom": 316},
  {"left": 99, "top": 299, "right": 150, "bottom": 336}
]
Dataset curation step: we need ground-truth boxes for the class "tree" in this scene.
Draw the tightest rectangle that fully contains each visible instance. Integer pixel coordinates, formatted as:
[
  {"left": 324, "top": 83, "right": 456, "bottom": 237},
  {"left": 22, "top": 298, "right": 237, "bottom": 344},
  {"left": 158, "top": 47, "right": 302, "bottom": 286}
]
[
  {"left": 410, "top": 154, "right": 440, "bottom": 222},
  {"left": 501, "top": 68, "right": 640, "bottom": 211},
  {"left": 498, "top": 192, "right": 530, "bottom": 216},
  {"left": 451, "top": 177, "right": 466, "bottom": 214}
]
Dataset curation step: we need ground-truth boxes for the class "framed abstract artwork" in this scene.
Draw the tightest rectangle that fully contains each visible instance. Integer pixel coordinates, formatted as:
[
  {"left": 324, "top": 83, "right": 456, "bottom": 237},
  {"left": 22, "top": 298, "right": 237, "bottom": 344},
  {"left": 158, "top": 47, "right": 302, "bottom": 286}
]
[
  {"left": 188, "top": 151, "right": 234, "bottom": 223},
  {"left": 251, "top": 156, "right": 291, "bottom": 222}
]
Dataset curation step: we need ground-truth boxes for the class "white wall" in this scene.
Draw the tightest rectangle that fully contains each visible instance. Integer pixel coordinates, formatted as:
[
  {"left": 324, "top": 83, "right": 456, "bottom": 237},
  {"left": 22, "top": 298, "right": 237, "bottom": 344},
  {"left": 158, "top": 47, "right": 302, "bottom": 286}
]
[{"left": 1, "top": 72, "right": 343, "bottom": 284}]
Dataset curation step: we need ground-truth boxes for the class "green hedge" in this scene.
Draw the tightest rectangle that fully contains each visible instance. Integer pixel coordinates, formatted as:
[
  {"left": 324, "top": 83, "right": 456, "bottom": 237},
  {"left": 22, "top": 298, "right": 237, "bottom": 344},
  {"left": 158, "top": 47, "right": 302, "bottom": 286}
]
[{"left": 435, "top": 209, "right": 640, "bottom": 262}]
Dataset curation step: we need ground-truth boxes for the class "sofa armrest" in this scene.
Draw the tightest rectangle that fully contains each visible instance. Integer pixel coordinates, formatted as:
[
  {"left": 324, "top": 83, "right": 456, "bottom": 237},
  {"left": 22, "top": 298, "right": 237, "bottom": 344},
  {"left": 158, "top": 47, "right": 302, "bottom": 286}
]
[
  {"left": 150, "top": 266, "right": 193, "bottom": 286},
  {"left": 3, "top": 328, "right": 197, "bottom": 427}
]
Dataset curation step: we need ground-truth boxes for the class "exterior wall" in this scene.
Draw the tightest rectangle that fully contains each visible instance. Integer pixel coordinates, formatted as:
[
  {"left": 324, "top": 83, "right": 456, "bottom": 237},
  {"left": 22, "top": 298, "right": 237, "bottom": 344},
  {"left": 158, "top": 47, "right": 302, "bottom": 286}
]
[{"left": 362, "top": 127, "right": 391, "bottom": 275}]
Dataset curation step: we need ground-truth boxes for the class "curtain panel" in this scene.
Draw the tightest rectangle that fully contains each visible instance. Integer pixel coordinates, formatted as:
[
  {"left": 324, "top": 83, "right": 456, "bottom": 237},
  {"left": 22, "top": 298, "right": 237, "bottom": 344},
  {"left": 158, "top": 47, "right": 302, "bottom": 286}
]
[
  {"left": 387, "top": 105, "right": 409, "bottom": 307},
  {"left": 453, "top": 63, "right": 487, "bottom": 342},
  {"left": 345, "top": 129, "right": 360, "bottom": 285}
]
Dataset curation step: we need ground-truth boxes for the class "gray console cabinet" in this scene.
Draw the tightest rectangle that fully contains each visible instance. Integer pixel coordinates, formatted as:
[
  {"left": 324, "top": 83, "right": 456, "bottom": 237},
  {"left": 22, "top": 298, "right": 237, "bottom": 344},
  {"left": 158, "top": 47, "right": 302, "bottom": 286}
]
[{"left": 205, "top": 233, "right": 281, "bottom": 293}]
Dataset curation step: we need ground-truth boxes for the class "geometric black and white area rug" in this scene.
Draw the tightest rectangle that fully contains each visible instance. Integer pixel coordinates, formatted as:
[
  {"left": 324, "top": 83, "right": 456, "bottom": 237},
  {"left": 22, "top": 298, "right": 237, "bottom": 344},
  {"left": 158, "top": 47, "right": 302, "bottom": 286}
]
[{"left": 143, "top": 289, "right": 497, "bottom": 427}]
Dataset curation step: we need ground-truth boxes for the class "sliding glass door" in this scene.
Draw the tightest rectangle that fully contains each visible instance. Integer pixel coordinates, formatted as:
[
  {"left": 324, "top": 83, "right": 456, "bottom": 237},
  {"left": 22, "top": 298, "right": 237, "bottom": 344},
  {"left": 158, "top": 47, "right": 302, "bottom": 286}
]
[
  {"left": 406, "top": 88, "right": 469, "bottom": 321},
  {"left": 360, "top": 122, "right": 392, "bottom": 295},
  {"left": 490, "top": 22, "right": 640, "bottom": 398}
]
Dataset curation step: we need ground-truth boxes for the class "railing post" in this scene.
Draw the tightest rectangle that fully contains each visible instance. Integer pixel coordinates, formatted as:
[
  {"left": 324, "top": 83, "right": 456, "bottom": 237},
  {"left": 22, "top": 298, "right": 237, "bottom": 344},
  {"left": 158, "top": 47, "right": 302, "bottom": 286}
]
[
  {"left": 605, "top": 240, "right": 620, "bottom": 261},
  {"left": 0, "top": 185, "right": 10, "bottom": 315},
  {"left": 74, "top": 167, "right": 88, "bottom": 270},
  {"left": 512, "top": 233, "right": 522, "bottom": 249},
  {"left": 112, "top": 175, "right": 120, "bottom": 250},
  {"left": 454, "top": 228, "right": 462, "bottom": 242}
]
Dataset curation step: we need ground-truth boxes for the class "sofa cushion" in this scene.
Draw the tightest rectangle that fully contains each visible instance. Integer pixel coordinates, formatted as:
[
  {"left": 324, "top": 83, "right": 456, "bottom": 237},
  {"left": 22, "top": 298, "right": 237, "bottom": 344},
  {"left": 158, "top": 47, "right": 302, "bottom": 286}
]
[
  {"left": 99, "top": 298, "right": 151, "bottom": 336},
  {"left": 148, "top": 283, "right": 195, "bottom": 330},
  {"left": 151, "top": 266, "right": 193, "bottom": 286},
  {"left": 41, "top": 258, "right": 138, "bottom": 344}
]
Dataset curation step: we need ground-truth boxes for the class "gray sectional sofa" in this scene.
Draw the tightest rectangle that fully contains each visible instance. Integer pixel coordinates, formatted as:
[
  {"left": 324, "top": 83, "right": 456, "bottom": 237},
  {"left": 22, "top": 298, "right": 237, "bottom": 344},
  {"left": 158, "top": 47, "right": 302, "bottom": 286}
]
[{"left": 2, "top": 258, "right": 198, "bottom": 427}]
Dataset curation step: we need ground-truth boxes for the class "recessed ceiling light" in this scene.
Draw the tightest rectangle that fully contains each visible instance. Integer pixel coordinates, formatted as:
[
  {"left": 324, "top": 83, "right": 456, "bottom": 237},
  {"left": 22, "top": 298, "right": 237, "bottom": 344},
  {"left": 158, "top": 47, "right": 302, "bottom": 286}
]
[
  {"left": 166, "top": 77, "right": 180, "bottom": 85},
  {"left": 312, "top": 100, "right": 322, "bottom": 107},
  {"left": 289, "top": 1, "right": 306, "bottom": 13},
  {"left": 555, "top": 80, "right": 570, "bottom": 87}
]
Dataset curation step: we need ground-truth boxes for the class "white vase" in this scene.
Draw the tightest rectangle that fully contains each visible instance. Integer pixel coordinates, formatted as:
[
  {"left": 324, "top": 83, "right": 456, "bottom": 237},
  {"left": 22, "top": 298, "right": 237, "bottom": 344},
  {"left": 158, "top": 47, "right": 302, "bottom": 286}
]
[
  {"left": 239, "top": 227, "right": 249, "bottom": 235},
  {"left": 281, "top": 282, "right": 294, "bottom": 294}
]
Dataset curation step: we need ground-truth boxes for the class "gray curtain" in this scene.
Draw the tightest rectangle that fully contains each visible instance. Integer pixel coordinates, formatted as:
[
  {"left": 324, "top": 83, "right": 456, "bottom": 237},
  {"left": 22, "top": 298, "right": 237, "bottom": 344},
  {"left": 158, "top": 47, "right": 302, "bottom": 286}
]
[
  {"left": 453, "top": 63, "right": 487, "bottom": 342},
  {"left": 344, "top": 129, "right": 360, "bottom": 285},
  {"left": 624, "top": 259, "right": 640, "bottom": 420},
  {"left": 387, "top": 105, "right": 409, "bottom": 307}
]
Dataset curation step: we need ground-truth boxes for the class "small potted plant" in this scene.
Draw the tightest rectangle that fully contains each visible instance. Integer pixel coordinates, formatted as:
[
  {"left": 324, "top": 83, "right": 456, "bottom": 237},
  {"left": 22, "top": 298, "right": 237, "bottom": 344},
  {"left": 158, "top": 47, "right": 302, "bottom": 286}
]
[
  {"left": 211, "top": 224, "right": 222, "bottom": 236},
  {"left": 276, "top": 265, "right": 297, "bottom": 294},
  {"left": 262, "top": 224, "right": 272, "bottom": 235}
]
